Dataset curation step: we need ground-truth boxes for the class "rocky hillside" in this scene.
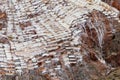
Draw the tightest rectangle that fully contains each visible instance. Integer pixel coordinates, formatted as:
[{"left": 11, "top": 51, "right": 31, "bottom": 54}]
[{"left": 0, "top": 0, "right": 119, "bottom": 80}]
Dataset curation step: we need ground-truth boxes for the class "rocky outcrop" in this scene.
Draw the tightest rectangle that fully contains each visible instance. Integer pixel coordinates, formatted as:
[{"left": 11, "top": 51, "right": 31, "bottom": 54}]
[{"left": 70, "top": 9, "right": 120, "bottom": 79}]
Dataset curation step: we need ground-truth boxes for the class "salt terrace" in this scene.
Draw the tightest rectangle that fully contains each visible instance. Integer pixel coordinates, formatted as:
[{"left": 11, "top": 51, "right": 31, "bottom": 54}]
[{"left": 0, "top": 0, "right": 119, "bottom": 78}]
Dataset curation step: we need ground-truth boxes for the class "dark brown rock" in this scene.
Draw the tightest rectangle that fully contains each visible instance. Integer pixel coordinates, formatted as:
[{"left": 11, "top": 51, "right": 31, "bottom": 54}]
[
  {"left": 112, "top": 0, "right": 120, "bottom": 10},
  {"left": 0, "top": 23, "right": 3, "bottom": 30},
  {"left": 105, "top": 52, "right": 120, "bottom": 67}
]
